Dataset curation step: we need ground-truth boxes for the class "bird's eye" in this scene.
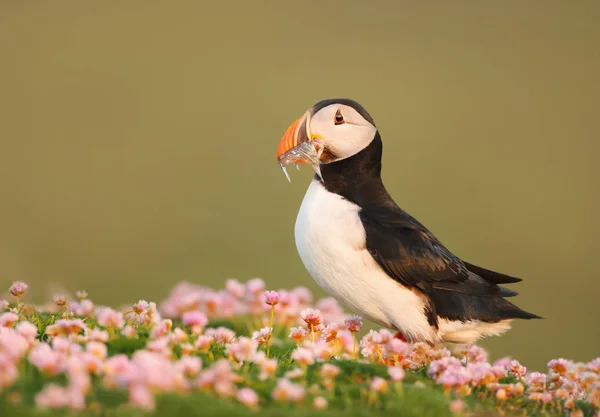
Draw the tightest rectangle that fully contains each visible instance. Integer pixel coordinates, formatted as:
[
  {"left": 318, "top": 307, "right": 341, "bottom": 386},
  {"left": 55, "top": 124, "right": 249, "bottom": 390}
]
[{"left": 334, "top": 110, "right": 345, "bottom": 125}]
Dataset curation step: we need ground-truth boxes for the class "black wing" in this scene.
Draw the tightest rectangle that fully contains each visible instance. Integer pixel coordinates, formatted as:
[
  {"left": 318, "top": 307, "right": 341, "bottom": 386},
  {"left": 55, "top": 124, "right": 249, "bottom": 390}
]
[{"left": 359, "top": 205, "right": 540, "bottom": 323}]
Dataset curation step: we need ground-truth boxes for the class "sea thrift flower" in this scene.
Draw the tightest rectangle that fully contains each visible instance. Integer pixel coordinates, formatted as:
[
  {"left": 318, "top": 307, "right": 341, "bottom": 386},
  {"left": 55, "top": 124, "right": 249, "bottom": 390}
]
[
  {"left": 344, "top": 315, "right": 363, "bottom": 332},
  {"left": 292, "top": 287, "right": 312, "bottom": 304},
  {"left": 133, "top": 300, "right": 149, "bottom": 314},
  {"left": 237, "top": 388, "right": 259, "bottom": 408},
  {"left": 450, "top": 400, "right": 465, "bottom": 414},
  {"left": 121, "top": 325, "right": 137, "bottom": 338},
  {"left": 548, "top": 358, "right": 570, "bottom": 376},
  {"left": 177, "top": 356, "right": 202, "bottom": 377},
  {"left": 388, "top": 366, "right": 405, "bottom": 382},
  {"left": 35, "top": 384, "right": 69, "bottom": 409},
  {"left": 70, "top": 299, "right": 94, "bottom": 317},
  {"left": 587, "top": 357, "right": 600, "bottom": 373},
  {"left": 195, "top": 335, "right": 214, "bottom": 350},
  {"left": 300, "top": 308, "right": 324, "bottom": 337},
  {"left": 321, "top": 364, "right": 341, "bottom": 379},
  {"left": 226, "top": 337, "right": 257, "bottom": 363},
  {"left": 29, "top": 343, "right": 65, "bottom": 375},
  {"left": 251, "top": 327, "right": 272, "bottom": 345},
  {"left": 246, "top": 278, "right": 265, "bottom": 296},
  {"left": 9, "top": 281, "right": 28, "bottom": 297},
  {"left": 225, "top": 278, "right": 245, "bottom": 298},
  {"left": 53, "top": 294, "right": 67, "bottom": 307},
  {"left": 86, "top": 341, "right": 107, "bottom": 359},
  {"left": 15, "top": 320, "right": 38, "bottom": 343},
  {"left": 264, "top": 290, "right": 280, "bottom": 306},
  {"left": 291, "top": 347, "right": 315, "bottom": 366},
  {"left": 289, "top": 326, "right": 307, "bottom": 344},
  {"left": 285, "top": 367, "right": 305, "bottom": 379},
  {"left": 205, "top": 327, "right": 235, "bottom": 344},
  {"left": 0, "top": 312, "right": 19, "bottom": 327},
  {"left": 129, "top": 384, "right": 155, "bottom": 411},
  {"left": 509, "top": 360, "right": 527, "bottom": 379},
  {"left": 75, "top": 290, "right": 88, "bottom": 300},
  {"left": 258, "top": 357, "right": 278, "bottom": 380},
  {"left": 97, "top": 308, "right": 124, "bottom": 329},
  {"left": 272, "top": 378, "right": 306, "bottom": 402},
  {"left": 313, "top": 396, "right": 328, "bottom": 409},
  {"left": 370, "top": 376, "right": 388, "bottom": 393}
]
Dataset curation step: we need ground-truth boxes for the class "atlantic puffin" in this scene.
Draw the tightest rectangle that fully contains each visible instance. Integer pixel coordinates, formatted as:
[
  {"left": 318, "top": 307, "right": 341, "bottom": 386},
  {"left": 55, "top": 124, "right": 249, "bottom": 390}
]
[{"left": 276, "top": 98, "right": 540, "bottom": 344}]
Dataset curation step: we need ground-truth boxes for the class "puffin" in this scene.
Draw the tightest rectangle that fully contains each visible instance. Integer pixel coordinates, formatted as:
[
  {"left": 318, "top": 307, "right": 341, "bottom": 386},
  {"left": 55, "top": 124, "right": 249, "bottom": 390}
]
[{"left": 276, "top": 98, "right": 540, "bottom": 345}]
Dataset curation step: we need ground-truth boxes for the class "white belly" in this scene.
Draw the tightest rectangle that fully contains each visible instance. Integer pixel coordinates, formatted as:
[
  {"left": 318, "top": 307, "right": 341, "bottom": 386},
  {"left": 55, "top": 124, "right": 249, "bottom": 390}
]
[{"left": 294, "top": 179, "right": 437, "bottom": 343}]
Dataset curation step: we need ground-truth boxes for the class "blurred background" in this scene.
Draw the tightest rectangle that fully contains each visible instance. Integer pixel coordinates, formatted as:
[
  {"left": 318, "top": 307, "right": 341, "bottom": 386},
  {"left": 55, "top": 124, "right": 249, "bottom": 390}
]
[{"left": 1, "top": 1, "right": 598, "bottom": 369}]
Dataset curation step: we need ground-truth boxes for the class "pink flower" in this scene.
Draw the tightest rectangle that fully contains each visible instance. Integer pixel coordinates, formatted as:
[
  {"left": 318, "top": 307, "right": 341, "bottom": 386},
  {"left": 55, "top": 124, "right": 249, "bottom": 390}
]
[
  {"left": 150, "top": 319, "right": 173, "bottom": 339},
  {"left": 465, "top": 345, "right": 488, "bottom": 363},
  {"left": 285, "top": 367, "right": 305, "bottom": 379},
  {"left": 0, "top": 329, "right": 29, "bottom": 359},
  {"left": 16, "top": 321, "right": 38, "bottom": 343},
  {"left": 257, "top": 357, "right": 278, "bottom": 380},
  {"left": 0, "top": 355, "right": 19, "bottom": 389},
  {"left": 133, "top": 300, "right": 149, "bottom": 315},
  {"left": 509, "top": 359, "right": 527, "bottom": 379},
  {"left": 292, "top": 287, "right": 312, "bottom": 304},
  {"left": 29, "top": 343, "right": 65, "bottom": 376},
  {"left": 1, "top": 300, "right": 9, "bottom": 310},
  {"left": 129, "top": 383, "right": 155, "bottom": 411},
  {"left": 96, "top": 308, "right": 124, "bottom": 329},
  {"left": 70, "top": 299, "right": 94, "bottom": 317},
  {"left": 182, "top": 310, "right": 208, "bottom": 329},
  {"left": 121, "top": 325, "right": 137, "bottom": 338},
  {"left": 300, "top": 309, "right": 324, "bottom": 332},
  {"left": 0, "top": 312, "right": 19, "bottom": 328},
  {"left": 587, "top": 357, "right": 600, "bottom": 373},
  {"left": 205, "top": 327, "right": 235, "bottom": 344},
  {"left": 225, "top": 279, "right": 245, "bottom": 298},
  {"left": 86, "top": 341, "right": 107, "bottom": 359},
  {"left": 360, "top": 330, "right": 383, "bottom": 358},
  {"left": 289, "top": 326, "right": 307, "bottom": 344},
  {"left": 321, "top": 324, "right": 340, "bottom": 344},
  {"left": 449, "top": 399, "right": 465, "bottom": 413},
  {"left": 46, "top": 319, "right": 85, "bottom": 337},
  {"left": 237, "top": 388, "right": 259, "bottom": 408},
  {"left": 344, "top": 315, "right": 363, "bottom": 332},
  {"left": 226, "top": 337, "right": 258, "bottom": 362},
  {"left": 35, "top": 384, "right": 69, "bottom": 408},
  {"left": 246, "top": 278, "right": 265, "bottom": 296},
  {"left": 251, "top": 327, "right": 272, "bottom": 345},
  {"left": 313, "top": 396, "right": 328, "bottom": 409},
  {"left": 526, "top": 372, "right": 547, "bottom": 390},
  {"left": 388, "top": 366, "right": 405, "bottom": 382},
  {"left": 195, "top": 335, "right": 214, "bottom": 350},
  {"left": 272, "top": 378, "right": 306, "bottom": 402},
  {"left": 321, "top": 364, "right": 340, "bottom": 379},
  {"left": 9, "top": 281, "right": 28, "bottom": 297},
  {"left": 370, "top": 376, "right": 388, "bottom": 393},
  {"left": 53, "top": 294, "right": 67, "bottom": 307},
  {"left": 386, "top": 338, "right": 410, "bottom": 357},
  {"left": 264, "top": 290, "right": 280, "bottom": 306},
  {"left": 177, "top": 356, "right": 202, "bottom": 377},
  {"left": 548, "top": 358, "right": 570, "bottom": 376},
  {"left": 291, "top": 347, "right": 315, "bottom": 366}
]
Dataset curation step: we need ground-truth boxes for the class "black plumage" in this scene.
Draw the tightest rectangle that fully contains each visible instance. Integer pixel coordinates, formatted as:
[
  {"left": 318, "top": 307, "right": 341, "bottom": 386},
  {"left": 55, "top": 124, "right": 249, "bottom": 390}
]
[{"left": 318, "top": 115, "right": 541, "bottom": 328}]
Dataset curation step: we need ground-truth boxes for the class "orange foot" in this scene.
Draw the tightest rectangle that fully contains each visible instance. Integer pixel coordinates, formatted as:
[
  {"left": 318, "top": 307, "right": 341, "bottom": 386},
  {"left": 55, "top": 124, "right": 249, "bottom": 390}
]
[{"left": 394, "top": 331, "right": 408, "bottom": 342}]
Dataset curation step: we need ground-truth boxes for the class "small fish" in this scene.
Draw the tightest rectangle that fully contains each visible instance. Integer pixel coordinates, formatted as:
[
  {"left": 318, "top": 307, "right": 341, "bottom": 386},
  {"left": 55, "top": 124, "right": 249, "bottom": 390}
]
[{"left": 277, "top": 139, "right": 324, "bottom": 182}]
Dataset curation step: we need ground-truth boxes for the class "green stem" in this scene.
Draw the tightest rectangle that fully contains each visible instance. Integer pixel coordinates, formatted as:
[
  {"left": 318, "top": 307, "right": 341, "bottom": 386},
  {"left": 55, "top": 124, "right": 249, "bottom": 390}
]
[{"left": 266, "top": 306, "right": 275, "bottom": 357}]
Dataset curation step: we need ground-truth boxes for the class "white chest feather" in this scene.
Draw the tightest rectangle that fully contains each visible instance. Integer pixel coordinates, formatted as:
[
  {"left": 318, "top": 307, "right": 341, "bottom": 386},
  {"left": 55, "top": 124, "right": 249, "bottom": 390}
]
[{"left": 293, "top": 179, "right": 436, "bottom": 342}]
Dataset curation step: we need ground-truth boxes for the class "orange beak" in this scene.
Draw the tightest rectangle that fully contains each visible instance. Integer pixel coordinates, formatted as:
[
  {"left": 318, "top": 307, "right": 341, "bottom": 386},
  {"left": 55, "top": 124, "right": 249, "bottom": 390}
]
[{"left": 276, "top": 114, "right": 305, "bottom": 162}]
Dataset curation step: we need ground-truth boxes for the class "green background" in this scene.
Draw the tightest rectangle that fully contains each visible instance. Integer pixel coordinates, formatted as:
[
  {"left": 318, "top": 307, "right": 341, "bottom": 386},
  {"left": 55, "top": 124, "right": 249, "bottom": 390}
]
[{"left": 1, "top": 1, "right": 598, "bottom": 370}]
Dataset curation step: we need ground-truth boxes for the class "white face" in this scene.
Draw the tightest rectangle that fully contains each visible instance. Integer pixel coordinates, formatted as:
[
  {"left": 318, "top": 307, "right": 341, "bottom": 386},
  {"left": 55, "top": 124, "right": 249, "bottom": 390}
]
[{"left": 310, "top": 104, "right": 377, "bottom": 163}]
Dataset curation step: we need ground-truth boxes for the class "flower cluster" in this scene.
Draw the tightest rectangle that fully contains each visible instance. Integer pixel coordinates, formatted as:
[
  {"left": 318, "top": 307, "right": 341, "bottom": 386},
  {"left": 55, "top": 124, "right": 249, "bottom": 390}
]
[{"left": 0, "top": 280, "right": 597, "bottom": 416}]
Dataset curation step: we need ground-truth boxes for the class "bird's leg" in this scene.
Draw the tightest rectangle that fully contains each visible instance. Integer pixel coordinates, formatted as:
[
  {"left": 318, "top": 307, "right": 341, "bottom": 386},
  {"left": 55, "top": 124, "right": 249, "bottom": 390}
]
[{"left": 394, "top": 331, "right": 408, "bottom": 343}]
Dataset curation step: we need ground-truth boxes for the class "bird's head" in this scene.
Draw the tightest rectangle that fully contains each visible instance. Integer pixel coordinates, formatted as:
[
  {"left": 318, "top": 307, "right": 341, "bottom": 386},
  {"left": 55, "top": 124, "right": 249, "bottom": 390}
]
[{"left": 276, "top": 98, "right": 377, "bottom": 180}]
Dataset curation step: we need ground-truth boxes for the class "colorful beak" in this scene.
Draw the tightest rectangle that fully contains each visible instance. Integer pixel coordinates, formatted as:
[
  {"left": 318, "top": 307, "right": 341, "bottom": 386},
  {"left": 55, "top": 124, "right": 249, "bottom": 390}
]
[{"left": 276, "top": 111, "right": 311, "bottom": 163}]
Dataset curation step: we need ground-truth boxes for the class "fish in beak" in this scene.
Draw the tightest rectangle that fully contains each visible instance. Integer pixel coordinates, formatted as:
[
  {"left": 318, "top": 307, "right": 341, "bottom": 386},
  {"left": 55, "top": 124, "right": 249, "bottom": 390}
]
[{"left": 276, "top": 110, "right": 325, "bottom": 182}]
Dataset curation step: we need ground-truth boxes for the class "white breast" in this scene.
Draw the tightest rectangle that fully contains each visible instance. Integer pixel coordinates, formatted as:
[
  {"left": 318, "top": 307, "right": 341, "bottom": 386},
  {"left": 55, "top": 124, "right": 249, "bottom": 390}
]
[{"left": 294, "top": 179, "right": 437, "bottom": 343}]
